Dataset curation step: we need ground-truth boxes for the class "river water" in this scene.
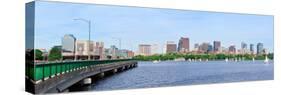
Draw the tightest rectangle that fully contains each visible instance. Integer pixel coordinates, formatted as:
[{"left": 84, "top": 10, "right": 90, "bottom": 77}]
[{"left": 72, "top": 60, "right": 274, "bottom": 91}]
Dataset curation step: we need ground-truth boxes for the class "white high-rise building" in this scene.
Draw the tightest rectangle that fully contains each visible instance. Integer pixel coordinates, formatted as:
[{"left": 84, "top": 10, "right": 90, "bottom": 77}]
[{"left": 62, "top": 34, "right": 76, "bottom": 59}]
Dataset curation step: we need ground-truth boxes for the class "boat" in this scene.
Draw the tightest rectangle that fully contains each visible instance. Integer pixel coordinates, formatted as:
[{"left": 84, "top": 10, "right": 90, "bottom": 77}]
[
  {"left": 225, "top": 58, "right": 228, "bottom": 62},
  {"left": 264, "top": 55, "right": 269, "bottom": 64},
  {"left": 174, "top": 58, "right": 185, "bottom": 61},
  {"left": 252, "top": 57, "right": 255, "bottom": 62},
  {"left": 153, "top": 60, "right": 159, "bottom": 63}
]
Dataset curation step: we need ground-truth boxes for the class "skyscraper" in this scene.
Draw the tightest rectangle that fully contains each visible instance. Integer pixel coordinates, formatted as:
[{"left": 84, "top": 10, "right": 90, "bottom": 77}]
[
  {"left": 241, "top": 42, "right": 247, "bottom": 54},
  {"left": 250, "top": 44, "right": 254, "bottom": 54},
  {"left": 138, "top": 44, "right": 151, "bottom": 56},
  {"left": 207, "top": 44, "right": 213, "bottom": 53},
  {"left": 62, "top": 34, "right": 76, "bottom": 59},
  {"left": 199, "top": 42, "right": 210, "bottom": 53},
  {"left": 166, "top": 41, "right": 177, "bottom": 53},
  {"left": 194, "top": 43, "right": 199, "bottom": 51},
  {"left": 213, "top": 41, "right": 221, "bottom": 53},
  {"left": 229, "top": 45, "right": 236, "bottom": 54},
  {"left": 257, "top": 43, "right": 264, "bottom": 55},
  {"left": 241, "top": 42, "right": 247, "bottom": 49},
  {"left": 62, "top": 34, "right": 76, "bottom": 52},
  {"left": 178, "top": 37, "right": 189, "bottom": 53}
]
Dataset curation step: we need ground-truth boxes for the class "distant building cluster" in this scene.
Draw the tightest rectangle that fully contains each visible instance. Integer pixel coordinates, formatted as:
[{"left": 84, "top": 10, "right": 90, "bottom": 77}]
[
  {"left": 192, "top": 41, "right": 268, "bottom": 55},
  {"left": 37, "top": 35, "right": 270, "bottom": 59},
  {"left": 61, "top": 34, "right": 134, "bottom": 60},
  {"left": 137, "top": 36, "right": 269, "bottom": 56}
]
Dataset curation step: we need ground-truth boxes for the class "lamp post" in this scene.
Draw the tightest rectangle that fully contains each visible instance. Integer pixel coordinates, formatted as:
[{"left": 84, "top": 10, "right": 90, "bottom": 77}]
[{"left": 74, "top": 18, "right": 91, "bottom": 60}]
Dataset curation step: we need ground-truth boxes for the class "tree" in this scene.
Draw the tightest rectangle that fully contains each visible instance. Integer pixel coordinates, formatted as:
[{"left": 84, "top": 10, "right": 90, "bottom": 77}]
[
  {"left": 35, "top": 49, "right": 43, "bottom": 60},
  {"left": 48, "top": 46, "right": 62, "bottom": 61},
  {"left": 268, "top": 53, "right": 274, "bottom": 60}
]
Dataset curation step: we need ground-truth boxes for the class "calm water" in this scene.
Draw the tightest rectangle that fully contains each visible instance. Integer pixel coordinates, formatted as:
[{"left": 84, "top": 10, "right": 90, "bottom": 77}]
[{"left": 75, "top": 60, "right": 274, "bottom": 91}]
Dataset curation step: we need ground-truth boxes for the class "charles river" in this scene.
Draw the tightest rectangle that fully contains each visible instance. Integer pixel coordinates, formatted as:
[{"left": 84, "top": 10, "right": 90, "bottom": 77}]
[{"left": 71, "top": 60, "right": 274, "bottom": 92}]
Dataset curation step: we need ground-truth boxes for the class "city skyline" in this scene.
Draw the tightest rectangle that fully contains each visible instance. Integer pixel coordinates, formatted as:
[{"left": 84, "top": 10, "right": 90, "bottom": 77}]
[
  {"left": 34, "top": 1, "right": 274, "bottom": 53},
  {"left": 58, "top": 34, "right": 269, "bottom": 56}
]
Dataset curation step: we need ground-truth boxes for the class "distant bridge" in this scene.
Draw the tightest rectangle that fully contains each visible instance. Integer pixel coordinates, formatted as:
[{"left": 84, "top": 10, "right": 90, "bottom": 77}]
[{"left": 25, "top": 59, "right": 138, "bottom": 94}]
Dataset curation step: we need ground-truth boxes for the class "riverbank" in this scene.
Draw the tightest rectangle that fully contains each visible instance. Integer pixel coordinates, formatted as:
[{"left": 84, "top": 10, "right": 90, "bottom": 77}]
[{"left": 133, "top": 53, "right": 274, "bottom": 61}]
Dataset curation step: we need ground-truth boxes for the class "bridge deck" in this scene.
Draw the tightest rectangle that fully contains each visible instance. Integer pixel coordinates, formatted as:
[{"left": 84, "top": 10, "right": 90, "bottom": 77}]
[{"left": 25, "top": 60, "right": 137, "bottom": 94}]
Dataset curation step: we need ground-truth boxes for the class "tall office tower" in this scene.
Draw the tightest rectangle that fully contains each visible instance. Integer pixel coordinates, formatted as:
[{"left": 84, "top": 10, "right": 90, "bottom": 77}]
[
  {"left": 178, "top": 37, "right": 190, "bottom": 53},
  {"left": 166, "top": 41, "right": 177, "bottom": 53},
  {"left": 257, "top": 43, "right": 264, "bottom": 55},
  {"left": 228, "top": 45, "right": 236, "bottom": 54},
  {"left": 199, "top": 42, "right": 210, "bottom": 53},
  {"left": 213, "top": 41, "right": 221, "bottom": 53},
  {"left": 62, "top": 34, "right": 76, "bottom": 59},
  {"left": 241, "top": 42, "right": 247, "bottom": 54},
  {"left": 250, "top": 44, "right": 254, "bottom": 54},
  {"left": 194, "top": 43, "right": 199, "bottom": 51}
]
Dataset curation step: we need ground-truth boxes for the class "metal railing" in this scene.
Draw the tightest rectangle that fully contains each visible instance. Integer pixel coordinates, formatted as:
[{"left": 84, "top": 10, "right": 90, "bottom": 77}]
[{"left": 26, "top": 59, "right": 132, "bottom": 81}]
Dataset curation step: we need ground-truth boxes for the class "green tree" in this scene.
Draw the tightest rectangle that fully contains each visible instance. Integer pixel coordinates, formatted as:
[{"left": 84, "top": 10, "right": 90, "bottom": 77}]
[
  {"left": 35, "top": 49, "right": 43, "bottom": 60},
  {"left": 268, "top": 53, "right": 274, "bottom": 60},
  {"left": 132, "top": 52, "right": 272, "bottom": 61},
  {"left": 48, "top": 46, "right": 62, "bottom": 61}
]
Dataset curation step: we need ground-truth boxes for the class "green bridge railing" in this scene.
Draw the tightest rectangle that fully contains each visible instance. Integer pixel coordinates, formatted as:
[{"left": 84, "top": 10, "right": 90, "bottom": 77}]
[{"left": 26, "top": 59, "right": 132, "bottom": 82}]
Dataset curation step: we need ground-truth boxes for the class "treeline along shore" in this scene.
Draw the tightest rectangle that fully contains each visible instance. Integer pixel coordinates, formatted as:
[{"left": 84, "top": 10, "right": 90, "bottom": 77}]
[{"left": 133, "top": 53, "right": 274, "bottom": 61}]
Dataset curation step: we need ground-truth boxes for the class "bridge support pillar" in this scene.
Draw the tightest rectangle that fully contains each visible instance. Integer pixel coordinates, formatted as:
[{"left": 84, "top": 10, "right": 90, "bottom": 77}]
[
  {"left": 112, "top": 69, "right": 118, "bottom": 74},
  {"left": 82, "top": 78, "right": 92, "bottom": 85},
  {"left": 98, "top": 72, "right": 105, "bottom": 78},
  {"left": 132, "top": 64, "right": 134, "bottom": 67}
]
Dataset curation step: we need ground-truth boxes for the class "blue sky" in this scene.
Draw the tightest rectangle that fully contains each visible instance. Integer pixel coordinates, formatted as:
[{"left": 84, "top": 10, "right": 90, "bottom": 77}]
[{"left": 34, "top": 1, "right": 274, "bottom": 53}]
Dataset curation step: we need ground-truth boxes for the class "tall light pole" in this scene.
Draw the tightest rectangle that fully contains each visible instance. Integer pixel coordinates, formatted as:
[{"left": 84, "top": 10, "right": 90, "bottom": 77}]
[{"left": 74, "top": 18, "right": 91, "bottom": 60}]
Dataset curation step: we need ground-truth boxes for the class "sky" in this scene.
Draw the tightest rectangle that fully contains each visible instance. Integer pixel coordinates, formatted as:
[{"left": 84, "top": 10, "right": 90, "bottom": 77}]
[{"left": 33, "top": 1, "right": 274, "bottom": 53}]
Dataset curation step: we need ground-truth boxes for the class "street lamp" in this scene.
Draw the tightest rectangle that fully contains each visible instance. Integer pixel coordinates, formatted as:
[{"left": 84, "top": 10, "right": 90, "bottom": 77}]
[{"left": 74, "top": 18, "right": 92, "bottom": 60}]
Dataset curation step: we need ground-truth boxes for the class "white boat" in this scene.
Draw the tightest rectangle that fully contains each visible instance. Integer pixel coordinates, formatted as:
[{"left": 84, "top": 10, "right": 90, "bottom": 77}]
[
  {"left": 264, "top": 55, "right": 269, "bottom": 64},
  {"left": 153, "top": 60, "right": 159, "bottom": 63},
  {"left": 174, "top": 58, "right": 185, "bottom": 61},
  {"left": 252, "top": 57, "right": 255, "bottom": 62},
  {"left": 225, "top": 58, "right": 228, "bottom": 62}
]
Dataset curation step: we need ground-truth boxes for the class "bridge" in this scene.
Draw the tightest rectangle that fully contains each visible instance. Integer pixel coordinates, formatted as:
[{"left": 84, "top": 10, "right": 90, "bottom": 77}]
[{"left": 25, "top": 59, "right": 138, "bottom": 94}]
